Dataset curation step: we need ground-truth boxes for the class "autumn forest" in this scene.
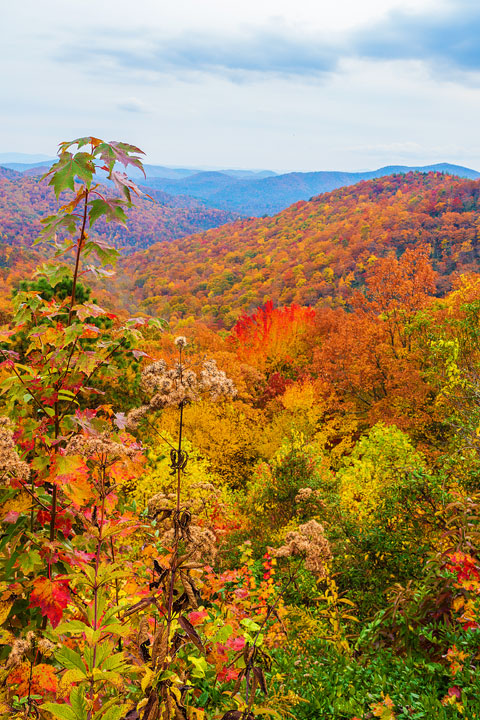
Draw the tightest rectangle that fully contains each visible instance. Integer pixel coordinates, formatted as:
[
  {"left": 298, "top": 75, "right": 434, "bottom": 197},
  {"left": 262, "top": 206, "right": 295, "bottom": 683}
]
[{"left": 1, "top": 138, "right": 480, "bottom": 720}]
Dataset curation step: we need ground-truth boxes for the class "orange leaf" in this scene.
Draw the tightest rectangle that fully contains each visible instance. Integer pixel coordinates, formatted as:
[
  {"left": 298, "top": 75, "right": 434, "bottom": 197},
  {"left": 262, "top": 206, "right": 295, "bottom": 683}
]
[{"left": 29, "top": 577, "right": 70, "bottom": 628}]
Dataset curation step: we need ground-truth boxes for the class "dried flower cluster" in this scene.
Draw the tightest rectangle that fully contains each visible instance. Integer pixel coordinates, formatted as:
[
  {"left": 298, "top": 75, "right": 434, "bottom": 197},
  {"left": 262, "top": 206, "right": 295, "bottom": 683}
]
[
  {"left": 147, "top": 483, "right": 216, "bottom": 519},
  {"left": 294, "top": 487, "right": 325, "bottom": 509},
  {"left": 147, "top": 491, "right": 177, "bottom": 518},
  {"left": 0, "top": 417, "right": 29, "bottom": 483},
  {"left": 160, "top": 523, "right": 217, "bottom": 563},
  {"left": 295, "top": 487, "right": 314, "bottom": 502},
  {"left": 6, "top": 632, "right": 56, "bottom": 669},
  {"left": 65, "top": 432, "right": 140, "bottom": 465},
  {"left": 270, "top": 520, "right": 332, "bottom": 577},
  {"left": 6, "top": 634, "right": 34, "bottom": 669},
  {"left": 147, "top": 492, "right": 217, "bottom": 562},
  {"left": 127, "top": 357, "right": 236, "bottom": 428},
  {"left": 190, "top": 481, "right": 215, "bottom": 492}
]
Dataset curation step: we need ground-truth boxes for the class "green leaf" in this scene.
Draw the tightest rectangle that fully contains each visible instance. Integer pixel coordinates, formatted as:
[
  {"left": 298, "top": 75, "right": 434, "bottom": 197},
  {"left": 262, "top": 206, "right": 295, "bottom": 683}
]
[
  {"left": 101, "top": 708, "right": 128, "bottom": 720},
  {"left": 41, "top": 703, "right": 77, "bottom": 720},
  {"left": 188, "top": 655, "right": 208, "bottom": 678},
  {"left": 46, "top": 152, "right": 76, "bottom": 198},
  {"left": 70, "top": 686, "right": 88, "bottom": 720},
  {"left": 58, "top": 392, "right": 79, "bottom": 403},
  {"left": 94, "top": 705, "right": 128, "bottom": 720},
  {"left": 55, "top": 619, "right": 91, "bottom": 635},
  {"left": 212, "top": 623, "right": 233, "bottom": 643},
  {"left": 56, "top": 455, "right": 85, "bottom": 476},
  {"left": 35, "top": 262, "right": 72, "bottom": 286},
  {"left": 95, "top": 642, "right": 115, "bottom": 669},
  {"left": 97, "top": 622, "right": 130, "bottom": 638},
  {"left": 45, "top": 151, "right": 95, "bottom": 198},
  {"left": 17, "top": 549, "right": 42, "bottom": 574},
  {"left": 84, "top": 240, "right": 120, "bottom": 267},
  {"left": 55, "top": 646, "right": 87, "bottom": 675},
  {"left": 83, "top": 640, "right": 113, "bottom": 672},
  {"left": 99, "top": 651, "right": 128, "bottom": 672},
  {"left": 88, "top": 198, "right": 111, "bottom": 225}
]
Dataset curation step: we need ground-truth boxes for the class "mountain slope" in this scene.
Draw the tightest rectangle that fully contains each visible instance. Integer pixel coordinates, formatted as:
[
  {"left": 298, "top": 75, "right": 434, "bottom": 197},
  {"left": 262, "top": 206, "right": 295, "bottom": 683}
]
[
  {"left": 117, "top": 172, "right": 480, "bottom": 325},
  {"left": 4, "top": 158, "right": 478, "bottom": 218},
  {"left": 0, "top": 173, "right": 238, "bottom": 252},
  {"left": 0, "top": 166, "right": 21, "bottom": 180},
  {"left": 137, "top": 163, "right": 480, "bottom": 216}
]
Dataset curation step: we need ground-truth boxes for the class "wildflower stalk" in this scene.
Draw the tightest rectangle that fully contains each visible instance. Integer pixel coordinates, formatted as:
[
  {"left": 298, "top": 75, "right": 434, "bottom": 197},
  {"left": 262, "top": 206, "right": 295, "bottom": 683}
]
[
  {"left": 176, "top": 403, "right": 184, "bottom": 514},
  {"left": 68, "top": 186, "right": 89, "bottom": 326},
  {"left": 89, "top": 464, "right": 107, "bottom": 714},
  {"left": 166, "top": 342, "right": 186, "bottom": 666}
]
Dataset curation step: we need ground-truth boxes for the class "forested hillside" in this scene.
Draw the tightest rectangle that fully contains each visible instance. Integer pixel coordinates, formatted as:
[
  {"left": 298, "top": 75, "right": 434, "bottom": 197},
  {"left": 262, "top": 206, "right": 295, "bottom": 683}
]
[
  {"left": 0, "top": 171, "right": 237, "bottom": 252},
  {"left": 121, "top": 172, "right": 480, "bottom": 325}
]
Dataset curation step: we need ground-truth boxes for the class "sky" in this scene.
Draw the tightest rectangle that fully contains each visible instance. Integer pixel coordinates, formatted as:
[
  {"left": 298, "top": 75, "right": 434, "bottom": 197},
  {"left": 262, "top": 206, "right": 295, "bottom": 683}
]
[{"left": 2, "top": 0, "right": 480, "bottom": 172}]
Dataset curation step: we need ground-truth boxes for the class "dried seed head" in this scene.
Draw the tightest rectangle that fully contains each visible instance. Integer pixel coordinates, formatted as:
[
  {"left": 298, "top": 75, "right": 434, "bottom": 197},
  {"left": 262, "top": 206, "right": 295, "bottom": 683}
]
[
  {"left": 174, "top": 336, "right": 187, "bottom": 348},
  {"left": 270, "top": 520, "right": 332, "bottom": 577},
  {"left": 37, "top": 637, "right": 56, "bottom": 657},
  {"left": 160, "top": 523, "right": 217, "bottom": 563},
  {"left": 138, "top": 357, "right": 236, "bottom": 410},
  {"left": 6, "top": 633, "right": 35, "bottom": 669},
  {"left": 0, "top": 417, "right": 30, "bottom": 483},
  {"left": 125, "top": 405, "right": 150, "bottom": 430},
  {"left": 295, "top": 487, "right": 314, "bottom": 502},
  {"left": 147, "top": 492, "right": 174, "bottom": 519},
  {"left": 65, "top": 432, "right": 140, "bottom": 464}
]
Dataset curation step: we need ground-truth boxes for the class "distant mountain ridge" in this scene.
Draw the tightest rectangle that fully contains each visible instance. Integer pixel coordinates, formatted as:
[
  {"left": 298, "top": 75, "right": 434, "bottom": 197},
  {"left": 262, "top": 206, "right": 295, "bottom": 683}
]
[
  {"left": 134, "top": 163, "right": 480, "bottom": 216},
  {"left": 2, "top": 156, "right": 479, "bottom": 218},
  {"left": 0, "top": 158, "right": 276, "bottom": 181}
]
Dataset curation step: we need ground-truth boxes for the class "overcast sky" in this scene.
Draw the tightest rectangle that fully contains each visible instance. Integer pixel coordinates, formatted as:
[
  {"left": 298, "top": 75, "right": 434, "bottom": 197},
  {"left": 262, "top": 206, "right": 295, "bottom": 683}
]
[{"left": 2, "top": 0, "right": 480, "bottom": 171}]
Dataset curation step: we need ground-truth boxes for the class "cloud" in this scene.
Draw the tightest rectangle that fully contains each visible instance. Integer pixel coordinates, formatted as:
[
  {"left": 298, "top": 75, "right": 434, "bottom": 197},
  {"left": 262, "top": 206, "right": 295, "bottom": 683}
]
[
  {"left": 352, "top": 0, "right": 480, "bottom": 74},
  {"left": 345, "top": 140, "right": 479, "bottom": 164},
  {"left": 117, "top": 97, "right": 150, "bottom": 113},
  {"left": 54, "top": 0, "right": 480, "bottom": 85},
  {"left": 56, "top": 26, "right": 338, "bottom": 81}
]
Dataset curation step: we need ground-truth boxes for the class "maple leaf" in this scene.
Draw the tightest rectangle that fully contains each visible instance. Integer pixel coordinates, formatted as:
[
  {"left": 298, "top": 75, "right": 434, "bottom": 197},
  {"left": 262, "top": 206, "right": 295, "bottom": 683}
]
[
  {"left": 8, "top": 661, "right": 57, "bottom": 696},
  {"left": 110, "top": 170, "right": 144, "bottom": 203},
  {"left": 114, "top": 412, "right": 127, "bottom": 430},
  {"left": 29, "top": 577, "right": 70, "bottom": 628},
  {"left": 74, "top": 302, "right": 107, "bottom": 321},
  {"left": 49, "top": 454, "right": 94, "bottom": 509},
  {"left": 0, "top": 492, "right": 33, "bottom": 521}
]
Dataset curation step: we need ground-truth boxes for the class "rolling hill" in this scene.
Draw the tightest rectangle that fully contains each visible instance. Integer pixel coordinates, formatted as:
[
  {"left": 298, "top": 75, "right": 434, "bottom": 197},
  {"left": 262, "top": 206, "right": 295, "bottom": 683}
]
[
  {"left": 0, "top": 170, "right": 239, "bottom": 311},
  {"left": 136, "top": 163, "right": 480, "bottom": 216},
  {"left": 0, "top": 172, "right": 238, "bottom": 253},
  {"left": 0, "top": 160, "right": 276, "bottom": 182},
  {"left": 116, "top": 171, "right": 480, "bottom": 326},
  {"left": 4, "top": 156, "right": 479, "bottom": 219}
]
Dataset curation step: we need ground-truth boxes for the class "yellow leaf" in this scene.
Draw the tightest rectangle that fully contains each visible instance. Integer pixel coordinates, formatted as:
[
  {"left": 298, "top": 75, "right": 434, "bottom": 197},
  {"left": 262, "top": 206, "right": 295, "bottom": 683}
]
[
  {"left": 0, "top": 600, "right": 13, "bottom": 626},
  {"left": 452, "top": 596, "right": 465, "bottom": 613},
  {"left": 0, "top": 492, "right": 32, "bottom": 520},
  {"left": 141, "top": 667, "right": 154, "bottom": 694},
  {"left": 136, "top": 699, "right": 148, "bottom": 713},
  {"left": 0, "top": 628, "right": 14, "bottom": 645},
  {"left": 254, "top": 708, "right": 283, "bottom": 718},
  {"left": 58, "top": 668, "right": 87, "bottom": 695}
]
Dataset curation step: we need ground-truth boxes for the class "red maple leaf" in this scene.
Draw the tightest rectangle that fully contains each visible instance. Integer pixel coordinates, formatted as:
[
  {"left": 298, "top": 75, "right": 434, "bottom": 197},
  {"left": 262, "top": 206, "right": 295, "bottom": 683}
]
[
  {"left": 8, "top": 661, "right": 58, "bottom": 697},
  {"left": 29, "top": 577, "right": 70, "bottom": 628}
]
